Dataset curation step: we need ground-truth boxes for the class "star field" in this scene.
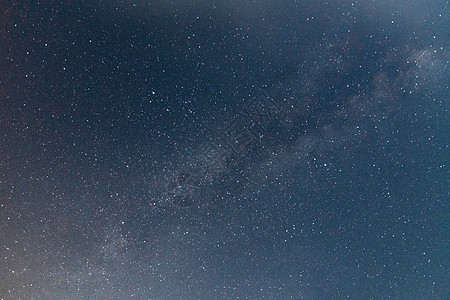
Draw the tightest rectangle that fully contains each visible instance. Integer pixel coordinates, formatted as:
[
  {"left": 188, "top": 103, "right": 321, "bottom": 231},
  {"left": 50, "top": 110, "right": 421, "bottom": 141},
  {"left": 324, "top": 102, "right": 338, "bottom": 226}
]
[{"left": 1, "top": 1, "right": 449, "bottom": 299}]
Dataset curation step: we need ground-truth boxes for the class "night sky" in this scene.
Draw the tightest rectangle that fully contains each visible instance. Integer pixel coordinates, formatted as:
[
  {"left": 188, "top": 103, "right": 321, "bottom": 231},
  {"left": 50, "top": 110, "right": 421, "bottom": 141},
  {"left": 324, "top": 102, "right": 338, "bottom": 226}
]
[{"left": 1, "top": 1, "right": 449, "bottom": 299}]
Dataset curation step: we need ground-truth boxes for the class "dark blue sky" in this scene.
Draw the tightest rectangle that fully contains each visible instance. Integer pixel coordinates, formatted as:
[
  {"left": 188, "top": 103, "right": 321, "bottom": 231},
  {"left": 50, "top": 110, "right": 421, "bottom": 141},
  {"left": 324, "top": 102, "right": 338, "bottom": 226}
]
[{"left": 1, "top": 1, "right": 449, "bottom": 299}]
